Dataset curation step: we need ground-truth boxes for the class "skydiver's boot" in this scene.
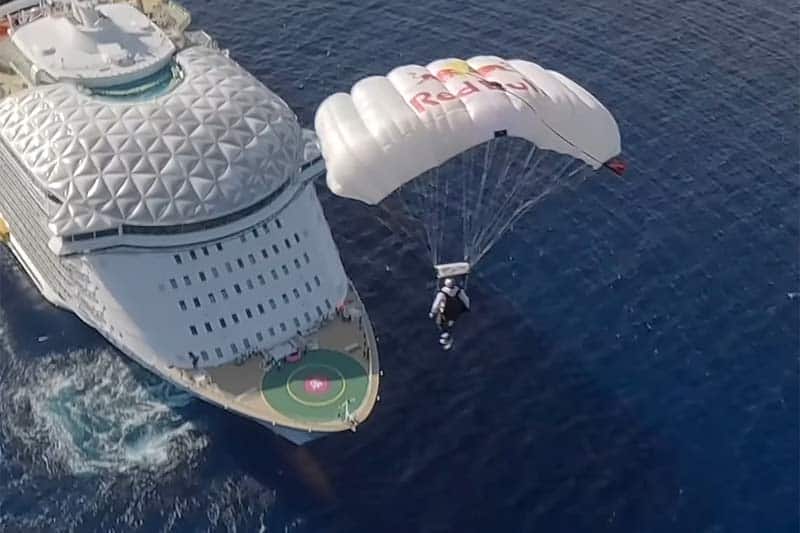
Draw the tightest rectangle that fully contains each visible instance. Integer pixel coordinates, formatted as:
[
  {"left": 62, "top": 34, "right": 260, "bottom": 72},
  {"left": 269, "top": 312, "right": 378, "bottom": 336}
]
[{"left": 439, "top": 332, "right": 450, "bottom": 344}]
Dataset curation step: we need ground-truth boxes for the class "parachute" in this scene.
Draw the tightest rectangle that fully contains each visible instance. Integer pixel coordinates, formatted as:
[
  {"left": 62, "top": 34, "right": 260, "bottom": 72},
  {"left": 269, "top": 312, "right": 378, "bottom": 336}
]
[{"left": 314, "top": 55, "right": 625, "bottom": 278}]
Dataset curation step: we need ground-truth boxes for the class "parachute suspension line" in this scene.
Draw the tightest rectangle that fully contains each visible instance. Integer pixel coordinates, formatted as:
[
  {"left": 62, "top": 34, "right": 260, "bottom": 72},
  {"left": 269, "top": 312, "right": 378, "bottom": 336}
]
[
  {"left": 461, "top": 144, "right": 472, "bottom": 264},
  {"left": 431, "top": 165, "right": 443, "bottom": 266},
  {"left": 471, "top": 157, "right": 587, "bottom": 266},
  {"left": 399, "top": 163, "right": 438, "bottom": 268},
  {"left": 469, "top": 144, "right": 541, "bottom": 258},
  {"left": 464, "top": 139, "right": 496, "bottom": 266},
  {"left": 479, "top": 154, "right": 575, "bottom": 246}
]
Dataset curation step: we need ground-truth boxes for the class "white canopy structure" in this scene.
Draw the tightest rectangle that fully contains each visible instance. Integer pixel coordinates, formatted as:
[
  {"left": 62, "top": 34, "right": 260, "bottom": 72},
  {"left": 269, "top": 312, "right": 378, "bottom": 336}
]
[{"left": 315, "top": 55, "right": 622, "bottom": 205}]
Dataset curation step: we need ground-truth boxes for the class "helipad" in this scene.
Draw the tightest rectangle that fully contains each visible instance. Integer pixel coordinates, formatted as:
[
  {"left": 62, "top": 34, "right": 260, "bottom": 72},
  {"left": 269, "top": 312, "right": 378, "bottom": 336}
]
[{"left": 261, "top": 349, "right": 369, "bottom": 422}]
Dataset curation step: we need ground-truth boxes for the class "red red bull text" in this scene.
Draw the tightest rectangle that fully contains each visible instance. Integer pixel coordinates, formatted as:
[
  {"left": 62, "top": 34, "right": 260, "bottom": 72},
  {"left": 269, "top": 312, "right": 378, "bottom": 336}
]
[{"left": 409, "top": 78, "right": 540, "bottom": 113}]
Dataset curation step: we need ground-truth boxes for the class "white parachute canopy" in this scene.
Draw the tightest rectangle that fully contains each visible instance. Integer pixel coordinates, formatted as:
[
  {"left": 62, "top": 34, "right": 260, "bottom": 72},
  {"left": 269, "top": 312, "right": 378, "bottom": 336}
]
[
  {"left": 315, "top": 55, "right": 622, "bottom": 205},
  {"left": 314, "top": 55, "right": 625, "bottom": 273}
]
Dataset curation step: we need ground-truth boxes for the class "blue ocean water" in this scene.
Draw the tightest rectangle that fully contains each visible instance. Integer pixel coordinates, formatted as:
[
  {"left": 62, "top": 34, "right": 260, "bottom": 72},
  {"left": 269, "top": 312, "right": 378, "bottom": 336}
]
[{"left": 0, "top": 0, "right": 797, "bottom": 532}]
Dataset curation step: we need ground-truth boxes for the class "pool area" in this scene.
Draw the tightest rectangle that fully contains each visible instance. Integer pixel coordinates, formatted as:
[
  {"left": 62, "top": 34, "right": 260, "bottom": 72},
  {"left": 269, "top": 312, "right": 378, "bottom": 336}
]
[{"left": 90, "top": 62, "right": 181, "bottom": 101}]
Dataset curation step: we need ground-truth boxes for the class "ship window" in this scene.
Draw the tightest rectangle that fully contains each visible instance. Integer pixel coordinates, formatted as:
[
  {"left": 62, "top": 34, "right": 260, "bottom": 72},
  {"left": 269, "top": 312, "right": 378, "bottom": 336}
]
[
  {"left": 314, "top": 275, "right": 320, "bottom": 286},
  {"left": 257, "top": 274, "right": 265, "bottom": 285},
  {"left": 294, "top": 259, "right": 301, "bottom": 269},
  {"left": 272, "top": 244, "right": 280, "bottom": 254},
  {"left": 225, "top": 262, "right": 233, "bottom": 273},
  {"left": 240, "top": 234, "right": 246, "bottom": 243},
  {"left": 215, "top": 347, "right": 223, "bottom": 358},
  {"left": 170, "top": 278, "right": 178, "bottom": 289},
  {"left": 293, "top": 317, "right": 301, "bottom": 328},
  {"left": 221, "top": 289, "right": 229, "bottom": 300},
  {"left": 200, "top": 350, "right": 209, "bottom": 361},
  {"left": 219, "top": 318, "right": 227, "bottom": 328},
  {"left": 178, "top": 300, "right": 187, "bottom": 311},
  {"left": 271, "top": 269, "right": 278, "bottom": 280},
  {"left": 174, "top": 254, "right": 182, "bottom": 265},
  {"left": 316, "top": 305, "right": 323, "bottom": 317},
  {"left": 199, "top": 271, "right": 206, "bottom": 282},
  {"left": 305, "top": 282, "right": 312, "bottom": 293},
  {"left": 284, "top": 238, "right": 292, "bottom": 249},
  {"left": 248, "top": 254, "right": 256, "bottom": 265},
  {"left": 245, "top": 308, "right": 253, "bottom": 319},
  {"left": 282, "top": 294, "right": 289, "bottom": 304},
  {"left": 237, "top": 258, "right": 244, "bottom": 269},
  {"left": 246, "top": 279, "right": 254, "bottom": 290},
  {"left": 269, "top": 299, "right": 276, "bottom": 309},
  {"left": 243, "top": 338, "right": 251, "bottom": 349},
  {"left": 256, "top": 332, "right": 264, "bottom": 342},
  {"left": 261, "top": 222, "right": 269, "bottom": 233},
  {"left": 304, "top": 312, "right": 312, "bottom": 323},
  {"left": 190, "top": 250, "right": 197, "bottom": 260},
  {"left": 231, "top": 343, "right": 239, "bottom": 354},
  {"left": 190, "top": 325, "right": 198, "bottom": 336},
  {"left": 294, "top": 233, "right": 300, "bottom": 243},
  {"left": 232, "top": 313, "right": 239, "bottom": 323},
  {"left": 275, "top": 218, "right": 282, "bottom": 229},
  {"left": 293, "top": 288, "right": 300, "bottom": 299},
  {"left": 303, "top": 252, "right": 310, "bottom": 264},
  {"left": 211, "top": 267, "right": 219, "bottom": 278},
  {"left": 183, "top": 275, "right": 191, "bottom": 286},
  {"left": 193, "top": 297, "right": 200, "bottom": 308},
  {"left": 202, "top": 246, "right": 209, "bottom": 256},
  {"left": 325, "top": 298, "right": 332, "bottom": 309},
  {"left": 208, "top": 293, "right": 216, "bottom": 303},
  {"left": 216, "top": 243, "right": 223, "bottom": 251},
  {"left": 282, "top": 265, "right": 289, "bottom": 275},
  {"left": 279, "top": 322, "right": 287, "bottom": 332},
  {"left": 234, "top": 284, "right": 242, "bottom": 294},
  {"left": 205, "top": 322, "right": 212, "bottom": 332},
  {"left": 268, "top": 327, "right": 275, "bottom": 336},
  {"left": 257, "top": 303, "right": 265, "bottom": 314},
  {"left": 252, "top": 228, "right": 259, "bottom": 238},
  {"left": 261, "top": 249, "right": 268, "bottom": 259}
]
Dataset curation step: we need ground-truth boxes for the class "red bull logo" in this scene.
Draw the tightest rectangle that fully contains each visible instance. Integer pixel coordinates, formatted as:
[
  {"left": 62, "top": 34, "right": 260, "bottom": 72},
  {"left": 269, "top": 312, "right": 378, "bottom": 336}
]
[{"left": 408, "top": 72, "right": 541, "bottom": 113}]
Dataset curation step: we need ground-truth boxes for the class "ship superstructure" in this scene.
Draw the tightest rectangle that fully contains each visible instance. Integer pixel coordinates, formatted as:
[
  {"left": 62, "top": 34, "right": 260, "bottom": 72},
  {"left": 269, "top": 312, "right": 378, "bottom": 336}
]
[{"left": 0, "top": 0, "right": 379, "bottom": 443}]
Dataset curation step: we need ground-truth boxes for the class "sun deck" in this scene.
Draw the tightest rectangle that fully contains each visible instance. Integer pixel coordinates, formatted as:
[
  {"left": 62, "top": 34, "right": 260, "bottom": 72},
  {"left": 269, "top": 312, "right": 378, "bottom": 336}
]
[
  {"left": 164, "top": 284, "right": 380, "bottom": 435},
  {"left": 0, "top": 0, "right": 192, "bottom": 99}
]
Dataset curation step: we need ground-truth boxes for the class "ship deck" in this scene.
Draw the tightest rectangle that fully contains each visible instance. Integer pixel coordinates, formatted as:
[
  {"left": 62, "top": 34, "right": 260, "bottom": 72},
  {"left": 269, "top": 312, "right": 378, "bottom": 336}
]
[{"left": 165, "top": 284, "right": 380, "bottom": 436}]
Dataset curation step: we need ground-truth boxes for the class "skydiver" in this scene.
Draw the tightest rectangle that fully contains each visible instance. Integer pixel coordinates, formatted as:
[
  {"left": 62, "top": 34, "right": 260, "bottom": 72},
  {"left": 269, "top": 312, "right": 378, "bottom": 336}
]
[{"left": 429, "top": 277, "right": 470, "bottom": 350}]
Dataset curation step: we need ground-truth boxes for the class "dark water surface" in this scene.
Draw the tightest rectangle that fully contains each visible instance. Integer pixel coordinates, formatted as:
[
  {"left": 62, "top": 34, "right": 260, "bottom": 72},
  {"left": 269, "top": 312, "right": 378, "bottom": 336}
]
[{"left": 0, "top": 1, "right": 797, "bottom": 532}]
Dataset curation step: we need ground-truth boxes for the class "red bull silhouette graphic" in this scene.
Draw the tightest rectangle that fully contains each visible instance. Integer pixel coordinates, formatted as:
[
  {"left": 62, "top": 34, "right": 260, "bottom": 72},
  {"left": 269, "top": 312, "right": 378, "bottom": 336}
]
[
  {"left": 475, "top": 63, "right": 514, "bottom": 76},
  {"left": 408, "top": 64, "right": 542, "bottom": 113}
]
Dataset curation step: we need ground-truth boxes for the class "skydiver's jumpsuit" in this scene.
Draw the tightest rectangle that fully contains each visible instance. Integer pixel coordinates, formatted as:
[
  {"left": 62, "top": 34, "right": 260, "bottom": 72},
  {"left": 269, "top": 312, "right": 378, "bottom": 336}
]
[{"left": 430, "top": 285, "right": 471, "bottom": 341}]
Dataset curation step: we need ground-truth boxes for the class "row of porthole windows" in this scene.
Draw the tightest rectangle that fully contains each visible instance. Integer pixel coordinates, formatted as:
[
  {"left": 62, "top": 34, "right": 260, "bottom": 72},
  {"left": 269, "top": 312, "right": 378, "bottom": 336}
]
[
  {"left": 171, "top": 218, "right": 299, "bottom": 266},
  {"left": 177, "top": 272, "right": 322, "bottom": 312},
  {"left": 169, "top": 250, "right": 312, "bottom": 290},
  {"left": 186, "top": 299, "right": 334, "bottom": 362},
  {"left": 187, "top": 296, "right": 332, "bottom": 337}
]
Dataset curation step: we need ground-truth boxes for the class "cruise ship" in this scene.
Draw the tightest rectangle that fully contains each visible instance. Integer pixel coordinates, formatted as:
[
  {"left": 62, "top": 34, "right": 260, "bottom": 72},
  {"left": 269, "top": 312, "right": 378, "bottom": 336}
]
[{"left": 0, "top": 0, "right": 380, "bottom": 444}]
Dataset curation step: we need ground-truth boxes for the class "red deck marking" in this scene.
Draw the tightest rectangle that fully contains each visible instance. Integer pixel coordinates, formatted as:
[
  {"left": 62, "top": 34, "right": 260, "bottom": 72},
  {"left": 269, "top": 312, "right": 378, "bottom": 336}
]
[{"left": 304, "top": 375, "right": 331, "bottom": 395}]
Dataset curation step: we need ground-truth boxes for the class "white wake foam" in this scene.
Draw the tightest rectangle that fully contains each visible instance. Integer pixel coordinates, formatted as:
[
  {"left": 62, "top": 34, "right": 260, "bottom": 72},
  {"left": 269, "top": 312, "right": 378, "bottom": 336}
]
[{"left": 3, "top": 345, "right": 207, "bottom": 475}]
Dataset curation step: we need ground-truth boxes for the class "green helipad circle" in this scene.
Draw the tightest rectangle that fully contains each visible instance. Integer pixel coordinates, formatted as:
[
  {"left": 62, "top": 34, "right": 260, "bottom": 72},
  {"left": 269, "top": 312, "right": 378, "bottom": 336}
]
[{"left": 262, "top": 349, "right": 369, "bottom": 422}]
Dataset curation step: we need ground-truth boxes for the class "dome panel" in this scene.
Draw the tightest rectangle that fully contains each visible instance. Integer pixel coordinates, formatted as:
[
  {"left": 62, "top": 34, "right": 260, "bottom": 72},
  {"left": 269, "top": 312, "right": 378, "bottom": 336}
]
[{"left": 0, "top": 47, "right": 302, "bottom": 235}]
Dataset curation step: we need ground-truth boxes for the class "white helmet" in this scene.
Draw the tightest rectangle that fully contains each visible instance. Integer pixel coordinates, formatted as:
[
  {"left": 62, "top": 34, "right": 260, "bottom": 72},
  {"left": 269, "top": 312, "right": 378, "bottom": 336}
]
[{"left": 443, "top": 278, "right": 455, "bottom": 289}]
